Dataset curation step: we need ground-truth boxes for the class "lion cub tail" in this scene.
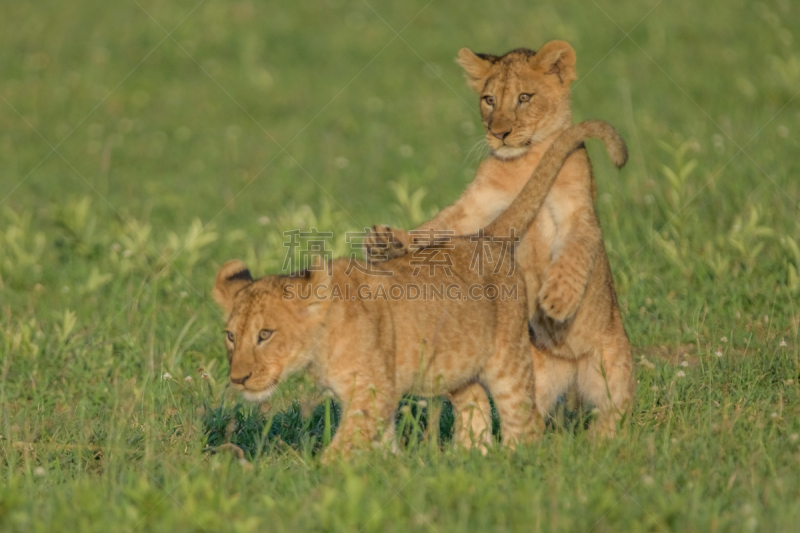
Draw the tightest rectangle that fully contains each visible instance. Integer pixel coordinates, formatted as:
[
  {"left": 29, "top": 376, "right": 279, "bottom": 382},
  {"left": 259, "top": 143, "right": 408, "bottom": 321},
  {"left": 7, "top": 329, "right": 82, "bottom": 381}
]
[{"left": 485, "top": 120, "right": 627, "bottom": 239}]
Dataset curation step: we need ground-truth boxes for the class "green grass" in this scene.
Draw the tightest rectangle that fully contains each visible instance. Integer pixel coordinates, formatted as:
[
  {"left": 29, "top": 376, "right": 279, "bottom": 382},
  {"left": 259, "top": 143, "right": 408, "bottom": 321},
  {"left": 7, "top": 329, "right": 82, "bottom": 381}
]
[{"left": 1, "top": 0, "right": 799, "bottom": 531}]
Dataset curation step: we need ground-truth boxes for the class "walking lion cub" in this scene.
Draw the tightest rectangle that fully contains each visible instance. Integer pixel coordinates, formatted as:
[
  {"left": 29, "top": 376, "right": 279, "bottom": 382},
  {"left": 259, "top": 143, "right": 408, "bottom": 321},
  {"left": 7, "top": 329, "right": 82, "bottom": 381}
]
[{"left": 213, "top": 121, "right": 626, "bottom": 458}]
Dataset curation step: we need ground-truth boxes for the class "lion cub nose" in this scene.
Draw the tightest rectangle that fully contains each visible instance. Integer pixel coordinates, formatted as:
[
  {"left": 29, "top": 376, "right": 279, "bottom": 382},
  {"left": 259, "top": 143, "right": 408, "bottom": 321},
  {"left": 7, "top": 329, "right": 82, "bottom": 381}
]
[
  {"left": 491, "top": 129, "right": 511, "bottom": 141},
  {"left": 230, "top": 372, "right": 252, "bottom": 386}
]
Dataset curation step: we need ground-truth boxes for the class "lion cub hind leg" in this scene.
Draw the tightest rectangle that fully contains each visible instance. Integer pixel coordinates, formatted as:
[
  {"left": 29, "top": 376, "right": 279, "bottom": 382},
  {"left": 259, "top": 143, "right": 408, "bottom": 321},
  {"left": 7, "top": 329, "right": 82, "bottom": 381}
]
[
  {"left": 531, "top": 345, "right": 578, "bottom": 422},
  {"left": 480, "top": 335, "right": 542, "bottom": 447},
  {"left": 448, "top": 382, "right": 493, "bottom": 453},
  {"left": 576, "top": 336, "right": 634, "bottom": 439}
]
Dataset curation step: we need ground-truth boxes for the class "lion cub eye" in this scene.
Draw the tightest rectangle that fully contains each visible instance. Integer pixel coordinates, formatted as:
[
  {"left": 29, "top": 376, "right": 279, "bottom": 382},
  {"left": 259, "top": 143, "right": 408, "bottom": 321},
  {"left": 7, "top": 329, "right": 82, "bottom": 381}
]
[
  {"left": 226, "top": 331, "right": 235, "bottom": 343},
  {"left": 483, "top": 95, "right": 496, "bottom": 106},
  {"left": 258, "top": 329, "right": 274, "bottom": 343},
  {"left": 518, "top": 93, "right": 533, "bottom": 103}
]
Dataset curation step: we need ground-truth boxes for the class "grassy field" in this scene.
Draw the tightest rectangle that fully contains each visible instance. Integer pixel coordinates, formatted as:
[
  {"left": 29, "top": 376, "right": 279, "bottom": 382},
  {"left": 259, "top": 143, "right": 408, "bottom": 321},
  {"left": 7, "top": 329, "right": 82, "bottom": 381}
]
[{"left": 1, "top": 0, "right": 799, "bottom": 531}]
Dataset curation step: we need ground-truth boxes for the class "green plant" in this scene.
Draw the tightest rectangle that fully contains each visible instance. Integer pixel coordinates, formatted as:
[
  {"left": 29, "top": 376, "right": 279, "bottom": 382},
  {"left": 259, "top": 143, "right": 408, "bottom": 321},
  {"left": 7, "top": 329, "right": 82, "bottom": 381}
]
[
  {"left": 0, "top": 206, "right": 46, "bottom": 288},
  {"left": 388, "top": 179, "right": 438, "bottom": 228}
]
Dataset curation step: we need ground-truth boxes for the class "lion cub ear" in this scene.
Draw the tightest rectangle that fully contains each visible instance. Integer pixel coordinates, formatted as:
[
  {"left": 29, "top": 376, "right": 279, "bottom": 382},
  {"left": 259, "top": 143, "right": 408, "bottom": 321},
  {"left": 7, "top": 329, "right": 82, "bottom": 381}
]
[
  {"left": 213, "top": 260, "right": 253, "bottom": 314},
  {"left": 533, "top": 40, "right": 577, "bottom": 86},
  {"left": 457, "top": 48, "right": 495, "bottom": 92}
]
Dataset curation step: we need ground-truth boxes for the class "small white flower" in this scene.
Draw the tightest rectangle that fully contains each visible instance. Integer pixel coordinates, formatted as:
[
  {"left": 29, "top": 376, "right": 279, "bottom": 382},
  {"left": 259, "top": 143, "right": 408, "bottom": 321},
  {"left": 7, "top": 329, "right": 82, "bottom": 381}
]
[
  {"left": 680, "top": 361, "right": 689, "bottom": 367},
  {"left": 400, "top": 405, "right": 411, "bottom": 415},
  {"left": 676, "top": 370, "right": 686, "bottom": 378},
  {"left": 770, "top": 412, "right": 778, "bottom": 419},
  {"left": 34, "top": 467, "right": 46, "bottom": 477},
  {"left": 258, "top": 216, "right": 270, "bottom": 226},
  {"left": 721, "top": 337, "right": 728, "bottom": 343},
  {"left": 779, "top": 339, "right": 787, "bottom": 348},
  {"left": 161, "top": 372, "right": 172, "bottom": 380},
  {"left": 184, "top": 376, "right": 193, "bottom": 382},
  {"left": 641, "top": 475, "right": 654, "bottom": 486},
  {"left": 786, "top": 379, "right": 795, "bottom": 385},
  {"left": 715, "top": 351, "right": 723, "bottom": 357},
  {"left": 200, "top": 372, "right": 210, "bottom": 380},
  {"left": 417, "top": 400, "right": 427, "bottom": 408}
]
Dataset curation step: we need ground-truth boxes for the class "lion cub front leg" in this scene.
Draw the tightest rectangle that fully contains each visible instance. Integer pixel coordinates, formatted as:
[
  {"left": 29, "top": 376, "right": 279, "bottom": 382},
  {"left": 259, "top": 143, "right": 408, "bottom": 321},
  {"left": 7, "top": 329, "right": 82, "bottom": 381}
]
[
  {"left": 322, "top": 384, "right": 395, "bottom": 462},
  {"left": 538, "top": 223, "right": 600, "bottom": 322},
  {"left": 364, "top": 225, "right": 411, "bottom": 261}
]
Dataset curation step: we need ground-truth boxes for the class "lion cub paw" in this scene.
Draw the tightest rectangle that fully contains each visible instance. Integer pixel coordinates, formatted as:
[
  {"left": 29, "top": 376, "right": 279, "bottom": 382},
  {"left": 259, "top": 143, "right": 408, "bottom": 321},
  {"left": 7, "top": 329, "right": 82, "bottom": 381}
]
[
  {"left": 537, "top": 272, "right": 582, "bottom": 322},
  {"left": 364, "top": 225, "right": 410, "bottom": 262}
]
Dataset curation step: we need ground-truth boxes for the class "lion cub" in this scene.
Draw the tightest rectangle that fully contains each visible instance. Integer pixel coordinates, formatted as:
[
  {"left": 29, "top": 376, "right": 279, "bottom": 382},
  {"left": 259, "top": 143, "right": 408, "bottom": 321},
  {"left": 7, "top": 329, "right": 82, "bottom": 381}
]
[
  {"left": 366, "top": 41, "right": 635, "bottom": 439},
  {"left": 213, "top": 121, "right": 625, "bottom": 458}
]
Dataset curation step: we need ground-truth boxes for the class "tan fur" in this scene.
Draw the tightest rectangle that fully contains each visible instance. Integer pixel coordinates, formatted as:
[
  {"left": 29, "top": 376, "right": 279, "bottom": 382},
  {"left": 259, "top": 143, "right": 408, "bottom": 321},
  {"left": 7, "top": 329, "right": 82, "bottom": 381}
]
[
  {"left": 366, "top": 42, "right": 635, "bottom": 440},
  {"left": 213, "top": 122, "right": 621, "bottom": 459},
  {"left": 214, "top": 257, "right": 539, "bottom": 460}
]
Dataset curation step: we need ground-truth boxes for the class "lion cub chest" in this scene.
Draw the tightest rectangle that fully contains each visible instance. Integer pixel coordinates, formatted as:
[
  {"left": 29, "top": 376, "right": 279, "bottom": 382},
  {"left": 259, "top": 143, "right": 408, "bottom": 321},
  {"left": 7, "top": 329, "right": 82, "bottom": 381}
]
[{"left": 517, "top": 152, "right": 592, "bottom": 280}]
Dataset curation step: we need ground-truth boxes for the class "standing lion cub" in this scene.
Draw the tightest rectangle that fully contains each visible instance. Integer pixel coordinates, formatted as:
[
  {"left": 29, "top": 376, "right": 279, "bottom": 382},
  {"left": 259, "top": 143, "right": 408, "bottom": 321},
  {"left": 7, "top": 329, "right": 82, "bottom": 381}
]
[
  {"left": 213, "top": 121, "right": 626, "bottom": 458},
  {"left": 366, "top": 42, "right": 635, "bottom": 439}
]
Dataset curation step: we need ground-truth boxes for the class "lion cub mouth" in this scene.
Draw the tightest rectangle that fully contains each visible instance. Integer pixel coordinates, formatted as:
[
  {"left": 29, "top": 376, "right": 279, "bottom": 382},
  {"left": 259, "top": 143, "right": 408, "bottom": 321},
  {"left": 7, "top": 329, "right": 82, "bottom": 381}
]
[
  {"left": 492, "top": 144, "right": 530, "bottom": 160},
  {"left": 240, "top": 384, "right": 277, "bottom": 402}
]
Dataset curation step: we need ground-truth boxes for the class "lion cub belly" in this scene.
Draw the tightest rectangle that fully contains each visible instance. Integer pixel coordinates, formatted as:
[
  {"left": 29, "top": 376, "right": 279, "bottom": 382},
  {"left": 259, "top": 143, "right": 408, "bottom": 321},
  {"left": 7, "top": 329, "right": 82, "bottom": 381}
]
[
  {"left": 377, "top": 255, "right": 524, "bottom": 397},
  {"left": 390, "top": 303, "right": 496, "bottom": 395}
]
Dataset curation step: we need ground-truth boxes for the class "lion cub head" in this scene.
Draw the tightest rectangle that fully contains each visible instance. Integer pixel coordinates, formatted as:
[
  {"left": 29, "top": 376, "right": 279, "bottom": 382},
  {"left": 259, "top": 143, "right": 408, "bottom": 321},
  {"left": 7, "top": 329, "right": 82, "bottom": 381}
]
[
  {"left": 457, "top": 40, "right": 577, "bottom": 159},
  {"left": 212, "top": 260, "right": 330, "bottom": 401}
]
